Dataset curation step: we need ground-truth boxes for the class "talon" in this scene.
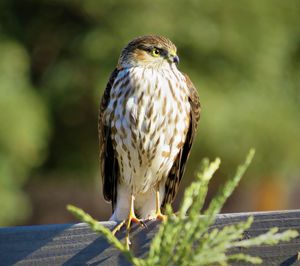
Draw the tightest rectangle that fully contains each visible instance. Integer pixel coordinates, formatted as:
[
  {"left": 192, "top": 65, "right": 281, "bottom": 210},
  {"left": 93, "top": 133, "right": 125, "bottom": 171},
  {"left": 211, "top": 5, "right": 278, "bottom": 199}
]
[
  {"left": 125, "top": 235, "right": 131, "bottom": 250},
  {"left": 140, "top": 220, "right": 147, "bottom": 228},
  {"left": 111, "top": 194, "right": 145, "bottom": 249},
  {"left": 131, "top": 216, "right": 146, "bottom": 227}
]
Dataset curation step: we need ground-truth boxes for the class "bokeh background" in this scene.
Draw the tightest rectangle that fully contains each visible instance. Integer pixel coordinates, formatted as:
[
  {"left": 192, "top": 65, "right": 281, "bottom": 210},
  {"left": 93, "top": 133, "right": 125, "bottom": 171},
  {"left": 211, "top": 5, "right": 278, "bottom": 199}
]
[{"left": 1, "top": 0, "right": 300, "bottom": 226}]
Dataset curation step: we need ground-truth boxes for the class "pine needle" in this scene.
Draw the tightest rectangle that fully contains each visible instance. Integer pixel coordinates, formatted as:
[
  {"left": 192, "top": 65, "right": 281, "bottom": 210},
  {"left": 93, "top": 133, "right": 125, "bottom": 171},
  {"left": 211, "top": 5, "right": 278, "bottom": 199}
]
[{"left": 67, "top": 149, "right": 299, "bottom": 266}]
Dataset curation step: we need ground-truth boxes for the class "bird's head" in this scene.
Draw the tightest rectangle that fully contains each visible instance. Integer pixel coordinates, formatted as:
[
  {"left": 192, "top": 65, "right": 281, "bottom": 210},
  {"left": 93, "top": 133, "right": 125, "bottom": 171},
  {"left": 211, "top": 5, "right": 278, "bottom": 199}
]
[{"left": 118, "top": 35, "right": 179, "bottom": 69}]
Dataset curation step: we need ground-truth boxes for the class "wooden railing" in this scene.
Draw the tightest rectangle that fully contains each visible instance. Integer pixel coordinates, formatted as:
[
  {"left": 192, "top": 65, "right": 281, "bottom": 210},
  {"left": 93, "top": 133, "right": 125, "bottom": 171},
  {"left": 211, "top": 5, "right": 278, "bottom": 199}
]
[{"left": 0, "top": 210, "right": 299, "bottom": 265}]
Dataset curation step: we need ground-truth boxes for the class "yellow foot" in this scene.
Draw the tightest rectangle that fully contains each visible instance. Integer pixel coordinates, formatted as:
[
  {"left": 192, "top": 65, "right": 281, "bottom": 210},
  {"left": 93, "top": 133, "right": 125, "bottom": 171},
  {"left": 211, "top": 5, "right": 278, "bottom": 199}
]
[
  {"left": 112, "top": 216, "right": 145, "bottom": 235},
  {"left": 156, "top": 212, "right": 167, "bottom": 222},
  {"left": 112, "top": 220, "right": 126, "bottom": 235},
  {"left": 154, "top": 189, "right": 167, "bottom": 222},
  {"left": 126, "top": 214, "right": 146, "bottom": 249},
  {"left": 112, "top": 195, "right": 146, "bottom": 249}
]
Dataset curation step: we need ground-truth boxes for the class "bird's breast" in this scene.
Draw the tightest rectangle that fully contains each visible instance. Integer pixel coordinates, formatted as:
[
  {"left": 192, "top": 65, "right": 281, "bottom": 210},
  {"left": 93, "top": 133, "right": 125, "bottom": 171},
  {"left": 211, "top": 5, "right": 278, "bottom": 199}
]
[{"left": 106, "top": 67, "right": 190, "bottom": 193}]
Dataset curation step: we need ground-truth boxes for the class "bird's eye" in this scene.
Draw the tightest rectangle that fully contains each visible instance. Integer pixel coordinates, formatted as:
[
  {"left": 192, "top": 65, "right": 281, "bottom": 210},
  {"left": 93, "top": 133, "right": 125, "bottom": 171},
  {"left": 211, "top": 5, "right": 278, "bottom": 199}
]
[{"left": 152, "top": 48, "right": 160, "bottom": 57}]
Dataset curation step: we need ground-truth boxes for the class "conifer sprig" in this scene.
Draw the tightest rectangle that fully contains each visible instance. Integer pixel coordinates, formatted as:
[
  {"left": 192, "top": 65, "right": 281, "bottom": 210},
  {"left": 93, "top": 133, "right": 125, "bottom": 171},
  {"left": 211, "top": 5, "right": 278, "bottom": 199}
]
[{"left": 68, "top": 150, "right": 298, "bottom": 265}]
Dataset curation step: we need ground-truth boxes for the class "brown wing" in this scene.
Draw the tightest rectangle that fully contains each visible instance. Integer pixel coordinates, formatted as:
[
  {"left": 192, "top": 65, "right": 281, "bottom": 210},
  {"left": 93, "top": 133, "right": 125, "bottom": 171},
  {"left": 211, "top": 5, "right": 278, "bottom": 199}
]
[
  {"left": 98, "top": 68, "right": 120, "bottom": 211},
  {"left": 161, "top": 73, "right": 201, "bottom": 209}
]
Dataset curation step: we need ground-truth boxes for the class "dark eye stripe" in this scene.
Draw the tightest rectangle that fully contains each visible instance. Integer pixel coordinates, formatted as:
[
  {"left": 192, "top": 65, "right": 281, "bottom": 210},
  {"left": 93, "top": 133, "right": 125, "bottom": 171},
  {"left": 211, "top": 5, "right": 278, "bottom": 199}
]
[
  {"left": 157, "top": 48, "right": 168, "bottom": 57},
  {"left": 137, "top": 45, "right": 169, "bottom": 58}
]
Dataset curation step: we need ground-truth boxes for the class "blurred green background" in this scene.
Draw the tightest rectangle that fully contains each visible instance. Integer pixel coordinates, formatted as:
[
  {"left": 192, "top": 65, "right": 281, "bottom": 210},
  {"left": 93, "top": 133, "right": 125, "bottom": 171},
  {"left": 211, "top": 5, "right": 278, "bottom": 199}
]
[{"left": 0, "top": 0, "right": 299, "bottom": 226}]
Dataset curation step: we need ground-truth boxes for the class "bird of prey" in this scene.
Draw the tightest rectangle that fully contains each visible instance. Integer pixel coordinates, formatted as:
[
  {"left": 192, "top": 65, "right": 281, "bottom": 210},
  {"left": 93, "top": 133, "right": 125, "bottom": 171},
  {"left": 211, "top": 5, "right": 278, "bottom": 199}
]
[{"left": 98, "top": 35, "right": 200, "bottom": 245}]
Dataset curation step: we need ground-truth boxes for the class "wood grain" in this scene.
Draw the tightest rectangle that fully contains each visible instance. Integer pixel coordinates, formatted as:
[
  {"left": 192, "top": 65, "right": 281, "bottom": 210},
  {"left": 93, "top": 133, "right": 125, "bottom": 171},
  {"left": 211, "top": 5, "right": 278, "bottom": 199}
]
[{"left": 0, "top": 210, "right": 299, "bottom": 265}]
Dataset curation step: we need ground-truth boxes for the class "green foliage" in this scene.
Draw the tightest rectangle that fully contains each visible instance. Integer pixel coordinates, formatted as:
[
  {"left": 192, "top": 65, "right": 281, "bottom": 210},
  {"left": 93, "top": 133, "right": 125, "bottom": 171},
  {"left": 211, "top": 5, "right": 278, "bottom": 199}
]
[
  {"left": 1, "top": 0, "right": 300, "bottom": 225},
  {"left": 0, "top": 40, "right": 50, "bottom": 225},
  {"left": 2, "top": 0, "right": 300, "bottom": 178},
  {"left": 68, "top": 150, "right": 298, "bottom": 266}
]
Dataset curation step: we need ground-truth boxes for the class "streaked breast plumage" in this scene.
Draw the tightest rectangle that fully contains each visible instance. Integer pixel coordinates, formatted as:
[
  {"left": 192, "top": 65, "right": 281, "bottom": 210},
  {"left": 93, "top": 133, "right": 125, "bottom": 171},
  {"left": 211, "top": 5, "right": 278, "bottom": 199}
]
[{"left": 105, "top": 66, "right": 190, "bottom": 194}]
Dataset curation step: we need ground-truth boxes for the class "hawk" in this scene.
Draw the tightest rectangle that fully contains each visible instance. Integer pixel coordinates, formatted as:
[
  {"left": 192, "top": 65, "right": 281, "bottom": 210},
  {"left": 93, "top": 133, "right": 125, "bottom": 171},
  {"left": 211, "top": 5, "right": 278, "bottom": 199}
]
[{"left": 99, "top": 35, "right": 200, "bottom": 243}]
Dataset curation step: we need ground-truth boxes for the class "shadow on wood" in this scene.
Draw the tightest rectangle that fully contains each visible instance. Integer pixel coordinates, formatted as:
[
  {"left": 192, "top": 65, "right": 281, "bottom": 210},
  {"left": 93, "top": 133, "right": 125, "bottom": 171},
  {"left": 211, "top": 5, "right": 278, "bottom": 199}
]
[{"left": 0, "top": 210, "right": 299, "bottom": 265}]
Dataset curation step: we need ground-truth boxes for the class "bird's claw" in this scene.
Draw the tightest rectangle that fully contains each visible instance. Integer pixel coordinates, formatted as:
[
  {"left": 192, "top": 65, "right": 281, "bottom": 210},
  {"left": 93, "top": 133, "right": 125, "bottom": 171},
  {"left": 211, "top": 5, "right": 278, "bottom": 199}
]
[
  {"left": 112, "top": 214, "right": 146, "bottom": 249},
  {"left": 129, "top": 216, "right": 146, "bottom": 228}
]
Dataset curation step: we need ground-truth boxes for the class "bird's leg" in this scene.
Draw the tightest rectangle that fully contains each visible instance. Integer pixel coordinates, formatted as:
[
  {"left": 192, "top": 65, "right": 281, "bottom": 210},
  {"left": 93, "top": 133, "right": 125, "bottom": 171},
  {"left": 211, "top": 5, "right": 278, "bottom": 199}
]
[
  {"left": 111, "top": 194, "right": 145, "bottom": 249},
  {"left": 155, "top": 189, "right": 167, "bottom": 221},
  {"left": 125, "top": 194, "right": 142, "bottom": 249}
]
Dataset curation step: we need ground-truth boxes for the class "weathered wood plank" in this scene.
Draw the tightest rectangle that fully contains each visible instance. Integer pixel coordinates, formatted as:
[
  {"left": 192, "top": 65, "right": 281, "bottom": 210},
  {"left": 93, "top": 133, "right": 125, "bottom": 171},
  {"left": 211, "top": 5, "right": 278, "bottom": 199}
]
[{"left": 0, "top": 210, "right": 299, "bottom": 265}]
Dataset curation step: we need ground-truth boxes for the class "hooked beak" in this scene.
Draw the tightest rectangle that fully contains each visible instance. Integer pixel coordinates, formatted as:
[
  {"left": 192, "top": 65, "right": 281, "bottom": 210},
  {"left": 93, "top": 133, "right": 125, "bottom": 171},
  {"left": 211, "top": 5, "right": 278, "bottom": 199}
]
[
  {"left": 173, "top": 55, "right": 180, "bottom": 64},
  {"left": 169, "top": 53, "right": 180, "bottom": 64}
]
